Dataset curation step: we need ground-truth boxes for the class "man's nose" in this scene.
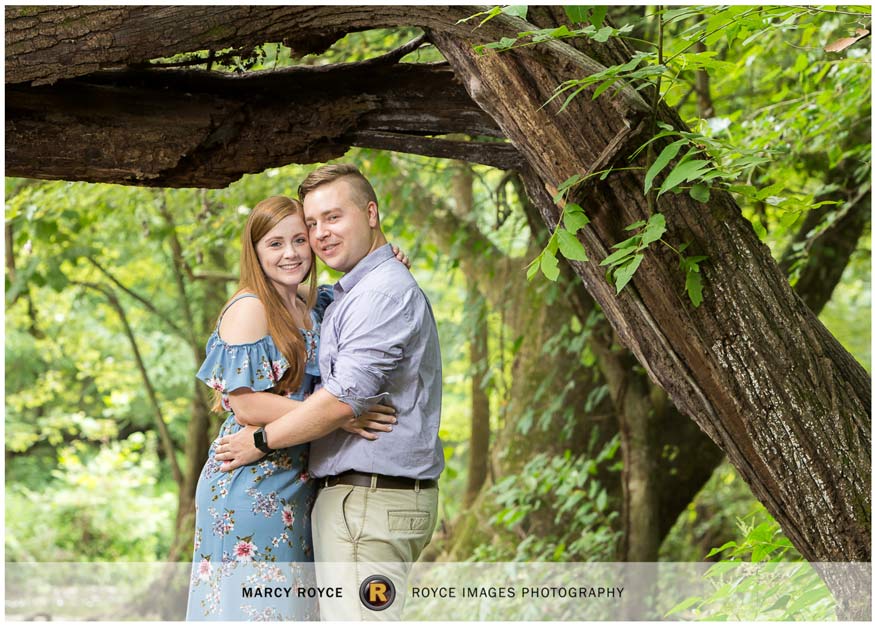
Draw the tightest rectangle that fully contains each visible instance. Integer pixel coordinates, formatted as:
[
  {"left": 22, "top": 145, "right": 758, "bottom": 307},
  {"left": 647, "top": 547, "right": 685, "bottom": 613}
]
[{"left": 314, "top": 223, "right": 329, "bottom": 239}]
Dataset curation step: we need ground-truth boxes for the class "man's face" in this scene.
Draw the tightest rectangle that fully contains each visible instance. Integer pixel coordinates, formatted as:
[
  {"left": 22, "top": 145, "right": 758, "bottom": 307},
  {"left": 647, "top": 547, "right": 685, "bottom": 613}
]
[{"left": 303, "top": 178, "right": 378, "bottom": 273}]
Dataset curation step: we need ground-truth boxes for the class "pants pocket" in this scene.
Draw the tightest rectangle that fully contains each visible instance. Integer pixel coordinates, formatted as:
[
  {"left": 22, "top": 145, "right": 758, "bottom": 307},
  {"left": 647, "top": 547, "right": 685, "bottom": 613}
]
[
  {"left": 339, "top": 487, "right": 361, "bottom": 542},
  {"left": 387, "top": 510, "right": 432, "bottom": 533}
]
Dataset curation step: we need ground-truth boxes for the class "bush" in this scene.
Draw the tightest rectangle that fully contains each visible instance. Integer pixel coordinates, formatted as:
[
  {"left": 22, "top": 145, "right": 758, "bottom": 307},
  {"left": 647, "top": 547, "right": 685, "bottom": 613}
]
[
  {"left": 6, "top": 431, "right": 176, "bottom": 562},
  {"left": 471, "top": 435, "right": 621, "bottom": 561},
  {"left": 666, "top": 511, "right": 836, "bottom": 621}
]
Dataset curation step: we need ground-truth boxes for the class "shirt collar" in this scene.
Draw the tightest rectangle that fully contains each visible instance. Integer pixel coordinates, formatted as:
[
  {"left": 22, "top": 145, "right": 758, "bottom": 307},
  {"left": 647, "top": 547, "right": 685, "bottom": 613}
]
[{"left": 334, "top": 243, "right": 394, "bottom": 298}]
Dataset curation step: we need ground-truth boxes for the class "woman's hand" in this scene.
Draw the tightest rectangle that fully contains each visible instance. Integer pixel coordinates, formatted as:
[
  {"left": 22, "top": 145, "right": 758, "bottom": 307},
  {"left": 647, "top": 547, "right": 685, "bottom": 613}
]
[
  {"left": 392, "top": 245, "right": 411, "bottom": 269},
  {"left": 215, "top": 425, "right": 265, "bottom": 471},
  {"left": 340, "top": 404, "right": 397, "bottom": 440}
]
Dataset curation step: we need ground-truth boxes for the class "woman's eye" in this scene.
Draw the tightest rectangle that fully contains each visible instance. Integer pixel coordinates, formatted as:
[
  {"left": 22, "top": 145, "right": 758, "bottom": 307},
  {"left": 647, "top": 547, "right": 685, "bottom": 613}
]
[{"left": 295, "top": 238, "right": 307, "bottom": 245}]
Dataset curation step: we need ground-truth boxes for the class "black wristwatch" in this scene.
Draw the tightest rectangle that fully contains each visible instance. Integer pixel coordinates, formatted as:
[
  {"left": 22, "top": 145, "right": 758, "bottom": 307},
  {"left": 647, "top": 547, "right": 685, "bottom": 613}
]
[{"left": 253, "top": 427, "right": 273, "bottom": 454}]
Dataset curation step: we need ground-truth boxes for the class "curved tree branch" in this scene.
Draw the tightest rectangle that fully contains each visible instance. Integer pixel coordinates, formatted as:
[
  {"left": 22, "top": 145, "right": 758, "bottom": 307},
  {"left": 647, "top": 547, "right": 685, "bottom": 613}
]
[
  {"left": 86, "top": 256, "right": 187, "bottom": 339},
  {"left": 74, "top": 280, "right": 183, "bottom": 487},
  {"left": 6, "top": 62, "right": 513, "bottom": 187}
]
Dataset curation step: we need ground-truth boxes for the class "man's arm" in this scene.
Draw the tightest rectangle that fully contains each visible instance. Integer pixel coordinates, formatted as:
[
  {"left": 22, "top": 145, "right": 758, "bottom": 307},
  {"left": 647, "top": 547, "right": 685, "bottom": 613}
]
[
  {"left": 216, "top": 289, "right": 412, "bottom": 470},
  {"left": 216, "top": 388, "right": 355, "bottom": 470}
]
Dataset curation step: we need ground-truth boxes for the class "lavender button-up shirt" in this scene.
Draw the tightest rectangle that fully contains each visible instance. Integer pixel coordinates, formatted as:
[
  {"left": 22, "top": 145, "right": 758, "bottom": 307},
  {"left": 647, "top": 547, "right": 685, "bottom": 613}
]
[{"left": 308, "top": 244, "right": 444, "bottom": 480}]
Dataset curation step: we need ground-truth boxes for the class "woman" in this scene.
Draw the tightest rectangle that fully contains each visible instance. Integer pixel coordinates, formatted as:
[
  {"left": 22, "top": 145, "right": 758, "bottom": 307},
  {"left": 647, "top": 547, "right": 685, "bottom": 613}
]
[{"left": 186, "top": 196, "right": 404, "bottom": 620}]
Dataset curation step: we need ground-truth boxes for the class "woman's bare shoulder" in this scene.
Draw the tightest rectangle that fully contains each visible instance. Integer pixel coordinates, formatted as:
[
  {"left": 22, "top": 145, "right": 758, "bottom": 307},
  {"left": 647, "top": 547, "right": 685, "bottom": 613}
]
[{"left": 218, "top": 293, "right": 269, "bottom": 344}]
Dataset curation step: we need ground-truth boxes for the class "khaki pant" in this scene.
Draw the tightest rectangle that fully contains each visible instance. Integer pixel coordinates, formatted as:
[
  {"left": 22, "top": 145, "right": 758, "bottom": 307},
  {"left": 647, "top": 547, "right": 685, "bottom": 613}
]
[{"left": 312, "top": 482, "right": 438, "bottom": 620}]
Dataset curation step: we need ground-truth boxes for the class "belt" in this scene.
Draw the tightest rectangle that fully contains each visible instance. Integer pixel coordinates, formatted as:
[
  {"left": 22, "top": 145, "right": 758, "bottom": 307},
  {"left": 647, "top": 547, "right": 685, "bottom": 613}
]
[{"left": 319, "top": 470, "right": 437, "bottom": 490}]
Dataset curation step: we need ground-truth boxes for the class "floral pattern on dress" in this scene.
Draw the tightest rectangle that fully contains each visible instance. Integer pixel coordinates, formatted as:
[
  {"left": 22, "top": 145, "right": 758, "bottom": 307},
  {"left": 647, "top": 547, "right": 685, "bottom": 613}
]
[{"left": 187, "top": 288, "right": 332, "bottom": 622}]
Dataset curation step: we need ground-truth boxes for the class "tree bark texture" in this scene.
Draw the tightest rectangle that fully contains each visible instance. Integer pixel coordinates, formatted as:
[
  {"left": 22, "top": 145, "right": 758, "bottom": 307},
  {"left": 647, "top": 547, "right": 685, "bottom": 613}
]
[
  {"left": 6, "top": 62, "right": 519, "bottom": 187},
  {"left": 452, "top": 164, "right": 492, "bottom": 507},
  {"left": 6, "top": 5, "right": 871, "bottom": 597}
]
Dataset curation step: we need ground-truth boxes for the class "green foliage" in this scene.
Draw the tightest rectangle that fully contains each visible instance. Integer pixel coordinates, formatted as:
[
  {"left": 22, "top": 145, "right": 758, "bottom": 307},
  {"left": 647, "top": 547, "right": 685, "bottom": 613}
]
[
  {"left": 471, "top": 436, "right": 621, "bottom": 562},
  {"left": 506, "top": 4, "right": 869, "bottom": 318},
  {"left": 527, "top": 177, "right": 597, "bottom": 281},
  {"left": 148, "top": 27, "right": 435, "bottom": 71},
  {"left": 459, "top": 5, "right": 528, "bottom": 29},
  {"left": 6, "top": 432, "right": 176, "bottom": 562},
  {"left": 666, "top": 513, "right": 835, "bottom": 620},
  {"left": 473, "top": 18, "right": 633, "bottom": 56}
]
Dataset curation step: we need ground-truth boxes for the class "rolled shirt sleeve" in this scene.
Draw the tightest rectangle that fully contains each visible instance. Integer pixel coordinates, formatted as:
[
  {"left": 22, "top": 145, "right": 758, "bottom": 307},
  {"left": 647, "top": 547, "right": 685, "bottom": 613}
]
[{"left": 321, "top": 290, "right": 412, "bottom": 416}]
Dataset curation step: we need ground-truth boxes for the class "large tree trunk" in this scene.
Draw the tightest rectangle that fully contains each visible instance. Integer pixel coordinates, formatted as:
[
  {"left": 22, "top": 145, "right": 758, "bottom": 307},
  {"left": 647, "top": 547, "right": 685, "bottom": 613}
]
[
  {"left": 429, "top": 19, "right": 870, "bottom": 613},
  {"left": 5, "top": 6, "right": 870, "bottom": 612}
]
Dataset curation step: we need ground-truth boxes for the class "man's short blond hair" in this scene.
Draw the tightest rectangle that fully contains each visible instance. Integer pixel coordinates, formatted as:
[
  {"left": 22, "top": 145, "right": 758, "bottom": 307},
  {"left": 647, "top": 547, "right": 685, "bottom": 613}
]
[{"left": 298, "top": 164, "right": 378, "bottom": 209}]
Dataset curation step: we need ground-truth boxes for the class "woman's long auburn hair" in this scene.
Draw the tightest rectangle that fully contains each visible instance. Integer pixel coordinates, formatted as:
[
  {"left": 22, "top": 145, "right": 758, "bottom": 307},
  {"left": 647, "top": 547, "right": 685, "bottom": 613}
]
[{"left": 212, "top": 196, "right": 318, "bottom": 412}]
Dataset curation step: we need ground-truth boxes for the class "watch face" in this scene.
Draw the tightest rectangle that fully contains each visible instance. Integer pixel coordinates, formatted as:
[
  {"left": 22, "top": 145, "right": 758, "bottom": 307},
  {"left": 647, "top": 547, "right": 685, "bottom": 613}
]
[{"left": 254, "top": 429, "right": 269, "bottom": 451}]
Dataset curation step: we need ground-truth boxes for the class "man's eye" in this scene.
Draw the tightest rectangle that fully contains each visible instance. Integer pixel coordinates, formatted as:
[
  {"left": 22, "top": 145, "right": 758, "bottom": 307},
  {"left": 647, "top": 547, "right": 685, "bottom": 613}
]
[{"left": 306, "top": 223, "right": 315, "bottom": 229}]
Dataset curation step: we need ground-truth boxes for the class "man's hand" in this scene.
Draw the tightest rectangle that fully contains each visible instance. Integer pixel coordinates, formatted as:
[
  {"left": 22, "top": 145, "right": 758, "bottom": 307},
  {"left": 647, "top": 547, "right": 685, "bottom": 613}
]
[
  {"left": 340, "top": 404, "right": 397, "bottom": 440},
  {"left": 215, "top": 425, "right": 265, "bottom": 471}
]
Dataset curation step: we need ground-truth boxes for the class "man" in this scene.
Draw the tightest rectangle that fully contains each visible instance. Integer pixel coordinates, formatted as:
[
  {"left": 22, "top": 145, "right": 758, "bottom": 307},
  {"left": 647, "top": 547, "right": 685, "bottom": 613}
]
[{"left": 216, "top": 163, "right": 443, "bottom": 620}]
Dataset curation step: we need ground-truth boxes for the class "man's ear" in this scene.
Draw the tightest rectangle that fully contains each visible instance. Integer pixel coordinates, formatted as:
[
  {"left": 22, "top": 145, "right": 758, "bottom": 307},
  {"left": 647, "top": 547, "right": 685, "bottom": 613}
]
[{"left": 366, "top": 201, "right": 379, "bottom": 228}]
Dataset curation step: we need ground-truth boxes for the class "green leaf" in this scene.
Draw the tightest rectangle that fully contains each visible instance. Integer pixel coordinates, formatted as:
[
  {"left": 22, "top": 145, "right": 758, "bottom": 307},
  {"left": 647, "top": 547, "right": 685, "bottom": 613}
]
[
  {"left": 556, "top": 174, "right": 582, "bottom": 195},
  {"left": 686, "top": 269, "right": 703, "bottom": 307},
  {"left": 563, "top": 6, "right": 590, "bottom": 24},
  {"left": 683, "top": 255, "right": 708, "bottom": 269},
  {"left": 756, "top": 182, "right": 785, "bottom": 200},
  {"left": 793, "top": 52, "right": 809, "bottom": 73},
  {"left": 45, "top": 267, "right": 69, "bottom": 291},
  {"left": 779, "top": 211, "right": 801, "bottom": 229},
  {"left": 641, "top": 213, "right": 666, "bottom": 246},
  {"left": 645, "top": 139, "right": 686, "bottom": 194},
  {"left": 592, "top": 77, "right": 619, "bottom": 99},
  {"left": 592, "top": 26, "right": 614, "bottom": 43},
  {"left": 590, "top": 6, "right": 607, "bottom": 28},
  {"left": 595, "top": 489, "right": 607, "bottom": 511},
  {"left": 482, "top": 36, "right": 518, "bottom": 51},
  {"left": 613, "top": 253, "right": 644, "bottom": 293},
  {"left": 662, "top": 6, "right": 702, "bottom": 23},
  {"left": 457, "top": 6, "right": 501, "bottom": 25},
  {"left": 557, "top": 229, "right": 588, "bottom": 261},
  {"left": 706, "top": 541, "right": 737, "bottom": 558},
  {"left": 545, "top": 25, "right": 572, "bottom": 40},
  {"left": 659, "top": 159, "right": 713, "bottom": 197},
  {"left": 612, "top": 236, "right": 640, "bottom": 250},
  {"left": 526, "top": 257, "right": 541, "bottom": 281},
  {"left": 502, "top": 5, "right": 528, "bottom": 19},
  {"left": 690, "top": 183, "right": 711, "bottom": 203},
  {"left": 540, "top": 250, "right": 560, "bottom": 281},
  {"left": 600, "top": 244, "right": 638, "bottom": 267},
  {"left": 563, "top": 204, "right": 590, "bottom": 234},
  {"left": 624, "top": 220, "right": 647, "bottom": 231}
]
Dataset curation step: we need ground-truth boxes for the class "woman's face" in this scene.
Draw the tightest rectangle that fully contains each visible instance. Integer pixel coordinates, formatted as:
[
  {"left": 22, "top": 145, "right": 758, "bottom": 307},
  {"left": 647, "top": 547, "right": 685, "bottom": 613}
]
[{"left": 256, "top": 214, "right": 312, "bottom": 292}]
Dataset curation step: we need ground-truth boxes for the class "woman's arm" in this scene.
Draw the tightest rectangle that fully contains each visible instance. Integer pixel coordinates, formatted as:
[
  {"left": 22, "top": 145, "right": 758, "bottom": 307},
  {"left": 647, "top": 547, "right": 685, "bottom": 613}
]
[{"left": 228, "top": 390, "right": 301, "bottom": 427}]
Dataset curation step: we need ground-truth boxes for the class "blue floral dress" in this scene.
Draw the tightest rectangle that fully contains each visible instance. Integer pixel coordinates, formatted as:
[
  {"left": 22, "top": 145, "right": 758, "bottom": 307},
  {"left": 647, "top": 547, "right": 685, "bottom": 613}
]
[{"left": 187, "top": 288, "right": 332, "bottom": 621}]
